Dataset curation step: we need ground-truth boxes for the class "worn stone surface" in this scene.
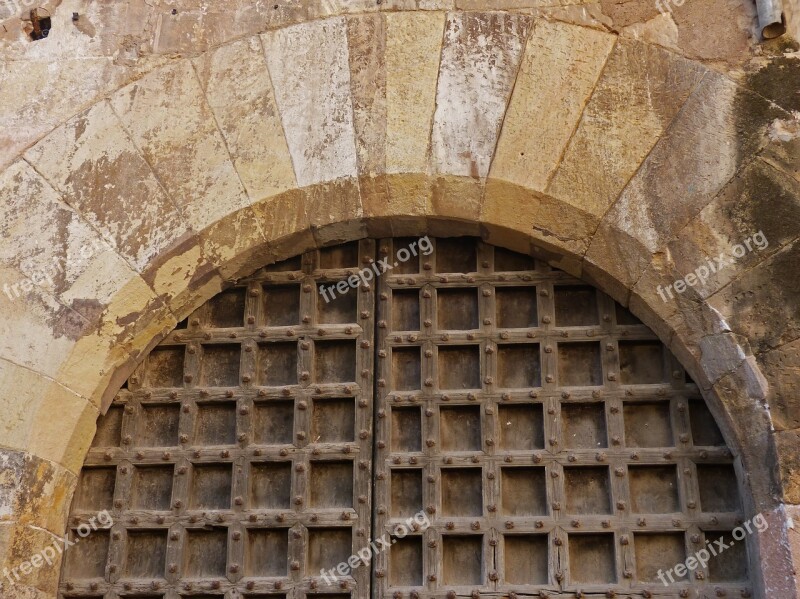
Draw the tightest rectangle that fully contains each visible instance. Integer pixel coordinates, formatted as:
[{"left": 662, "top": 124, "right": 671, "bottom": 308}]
[
  {"left": 586, "top": 72, "right": 783, "bottom": 291},
  {"left": 262, "top": 18, "right": 358, "bottom": 186},
  {"left": 23, "top": 102, "right": 187, "bottom": 274},
  {"left": 347, "top": 14, "right": 388, "bottom": 177},
  {"left": 431, "top": 12, "right": 531, "bottom": 178},
  {"left": 777, "top": 430, "right": 800, "bottom": 504},
  {"left": 547, "top": 39, "right": 706, "bottom": 217},
  {"left": 0, "top": 161, "right": 135, "bottom": 310},
  {"left": 384, "top": 11, "right": 444, "bottom": 174},
  {"left": 110, "top": 61, "right": 250, "bottom": 232},
  {"left": 491, "top": 20, "right": 615, "bottom": 190},
  {"left": 708, "top": 239, "right": 800, "bottom": 354},
  {"left": 193, "top": 37, "right": 297, "bottom": 202},
  {"left": 759, "top": 338, "right": 800, "bottom": 432}
]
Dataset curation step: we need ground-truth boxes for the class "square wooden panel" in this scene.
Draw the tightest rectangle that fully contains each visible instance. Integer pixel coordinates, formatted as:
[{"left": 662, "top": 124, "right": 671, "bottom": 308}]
[
  {"left": 145, "top": 346, "right": 185, "bottom": 388},
  {"left": 249, "top": 462, "right": 292, "bottom": 509},
  {"left": 258, "top": 342, "right": 298, "bottom": 386},
  {"left": 623, "top": 402, "right": 674, "bottom": 448},
  {"left": 697, "top": 464, "right": 740, "bottom": 512},
  {"left": 634, "top": 533, "right": 687, "bottom": 582},
  {"left": 391, "top": 407, "right": 422, "bottom": 452},
  {"left": 440, "top": 405, "right": 481, "bottom": 452},
  {"left": 557, "top": 342, "right": 602, "bottom": 386},
  {"left": 442, "top": 536, "right": 484, "bottom": 585},
  {"left": 437, "top": 288, "right": 479, "bottom": 330},
  {"left": 503, "top": 535, "right": 548, "bottom": 585},
  {"left": 200, "top": 344, "right": 241, "bottom": 387},
  {"left": 564, "top": 467, "right": 612, "bottom": 515},
  {"left": 64, "top": 529, "right": 109, "bottom": 579},
  {"left": 207, "top": 288, "right": 246, "bottom": 328},
  {"left": 392, "top": 347, "right": 421, "bottom": 391},
  {"left": 91, "top": 405, "right": 123, "bottom": 447},
  {"left": 391, "top": 469, "right": 423, "bottom": 517},
  {"left": 498, "top": 404, "right": 544, "bottom": 450},
  {"left": 263, "top": 284, "right": 300, "bottom": 326},
  {"left": 707, "top": 531, "right": 749, "bottom": 581},
  {"left": 561, "top": 402, "right": 607, "bottom": 449},
  {"left": 131, "top": 465, "right": 173, "bottom": 511},
  {"left": 629, "top": 466, "right": 680, "bottom": 513},
  {"left": 124, "top": 530, "right": 168, "bottom": 578},
  {"left": 441, "top": 468, "right": 483, "bottom": 517},
  {"left": 497, "top": 344, "right": 541, "bottom": 388},
  {"left": 690, "top": 399, "right": 726, "bottom": 446},
  {"left": 311, "top": 397, "right": 355, "bottom": 443},
  {"left": 392, "top": 289, "right": 420, "bottom": 331},
  {"left": 554, "top": 286, "right": 598, "bottom": 327},
  {"left": 309, "top": 461, "right": 354, "bottom": 508},
  {"left": 315, "top": 340, "right": 357, "bottom": 383},
  {"left": 190, "top": 463, "right": 232, "bottom": 510},
  {"left": 496, "top": 287, "right": 538, "bottom": 329},
  {"left": 390, "top": 537, "right": 424, "bottom": 586},
  {"left": 74, "top": 467, "right": 116, "bottom": 511},
  {"left": 307, "top": 528, "right": 352, "bottom": 574},
  {"left": 194, "top": 402, "right": 237, "bottom": 445},
  {"left": 253, "top": 400, "right": 294, "bottom": 445},
  {"left": 246, "top": 529, "right": 290, "bottom": 577},
  {"left": 184, "top": 528, "right": 228, "bottom": 578},
  {"left": 568, "top": 534, "right": 616, "bottom": 584},
  {"left": 318, "top": 281, "right": 359, "bottom": 324},
  {"left": 438, "top": 346, "right": 481, "bottom": 390},
  {"left": 501, "top": 467, "right": 547, "bottom": 516},
  {"left": 138, "top": 403, "right": 181, "bottom": 447},
  {"left": 619, "top": 341, "right": 667, "bottom": 384}
]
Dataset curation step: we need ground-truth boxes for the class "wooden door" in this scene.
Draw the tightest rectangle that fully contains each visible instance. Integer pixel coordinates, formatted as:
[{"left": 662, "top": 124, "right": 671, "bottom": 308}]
[{"left": 60, "top": 238, "right": 751, "bottom": 599}]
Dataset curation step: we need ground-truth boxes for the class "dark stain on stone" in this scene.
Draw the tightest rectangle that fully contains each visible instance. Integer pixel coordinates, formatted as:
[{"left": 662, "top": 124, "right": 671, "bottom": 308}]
[
  {"left": 717, "top": 160, "right": 800, "bottom": 250},
  {"left": 51, "top": 299, "right": 104, "bottom": 341},
  {"left": 746, "top": 56, "right": 800, "bottom": 113},
  {"left": 733, "top": 76, "right": 790, "bottom": 169}
]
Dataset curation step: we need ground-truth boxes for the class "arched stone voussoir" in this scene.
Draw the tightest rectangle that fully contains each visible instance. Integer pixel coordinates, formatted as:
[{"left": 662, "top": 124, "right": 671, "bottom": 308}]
[{"left": 481, "top": 178, "right": 599, "bottom": 277}]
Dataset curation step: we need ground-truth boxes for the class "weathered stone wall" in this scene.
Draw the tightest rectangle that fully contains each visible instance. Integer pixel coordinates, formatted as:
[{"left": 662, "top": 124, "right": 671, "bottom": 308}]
[{"left": 0, "top": 1, "right": 798, "bottom": 597}]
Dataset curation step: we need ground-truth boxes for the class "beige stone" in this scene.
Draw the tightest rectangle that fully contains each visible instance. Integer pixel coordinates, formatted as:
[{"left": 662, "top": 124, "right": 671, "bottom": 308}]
[
  {"left": 431, "top": 12, "right": 531, "bottom": 178},
  {"left": 385, "top": 11, "right": 444, "bottom": 174},
  {"left": 193, "top": 37, "right": 297, "bottom": 202},
  {"left": 347, "top": 14, "right": 387, "bottom": 177},
  {"left": 28, "top": 385, "right": 97, "bottom": 474},
  {"left": 262, "top": 18, "right": 358, "bottom": 186},
  {"left": 482, "top": 179, "right": 597, "bottom": 260},
  {"left": 547, "top": 39, "right": 706, "bottom": 216},
  {"left": 23, "top": 102, "right": 188, "bottom": 273},
  {"left": 491, "top": 21, "right": 615, "bottom": 190},
  {"left": 110, "top": 61, "right": 250, "bottom": 232},
  {"left": 0, "top": 161, "right": 134, "bottom": 309},
  {"left": 0, "top": 265, "right": 82, "bottom": 381}
]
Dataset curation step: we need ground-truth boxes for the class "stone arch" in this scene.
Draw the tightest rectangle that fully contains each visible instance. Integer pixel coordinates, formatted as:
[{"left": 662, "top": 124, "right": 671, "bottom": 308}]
[{"left": 0, "top": 8, "right": 797, "bottom": 599}]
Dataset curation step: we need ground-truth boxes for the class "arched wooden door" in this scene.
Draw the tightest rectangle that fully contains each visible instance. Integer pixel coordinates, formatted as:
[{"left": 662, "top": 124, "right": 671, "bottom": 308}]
[{"left": 60, "top": 238, "right": 752, "bottom": 599}]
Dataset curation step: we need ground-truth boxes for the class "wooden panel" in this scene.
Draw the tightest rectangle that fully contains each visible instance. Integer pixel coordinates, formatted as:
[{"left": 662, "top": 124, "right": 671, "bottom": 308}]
[
  {"left": 568, "top": 534, "right": 616, "bottom": 584},
  {"left": 634, "top": 533, "right": 686, "bottom": 582},
  {"left": 442, "top": 536, "right": 483, "bottom": 585},
  {"left": 504, "top": 535, "right": 548, "bottom": 584}
]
